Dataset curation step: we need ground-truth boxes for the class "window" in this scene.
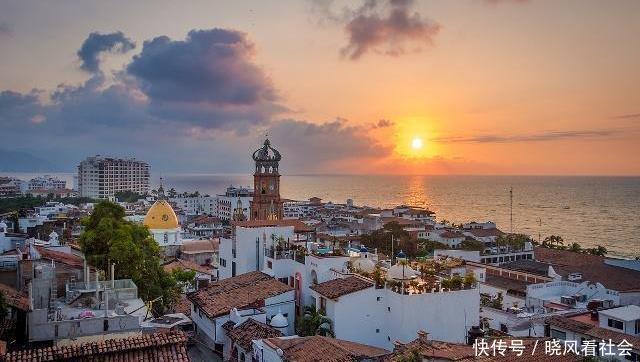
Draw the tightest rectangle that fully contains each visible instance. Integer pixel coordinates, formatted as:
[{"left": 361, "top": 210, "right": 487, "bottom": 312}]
[
  {"left": 279, "top": 277, "right": 288, "bottom": 285},
  {"left": 268, "top": 261, "right": 273, "bottom": 269},
  {"left": 608, "top": 318, "right": 624, "bottom": 330},
  {"left": 103, "top": 319, "right": 109, "bottom": 331},
  {"left": 320, "top": 297, "right": 326, "bottom": 311},
  {"left": 376, "top": 328, "right": 380, "bottom": 333},
  {"left": 388, "top": 307, "right": 391, "bottom": 312},
  {"left": 550, "top": 329, "right": 566, "bottom": 340},
  {"left": 376, "top": 297, "right": 381, "bottom": 301}
]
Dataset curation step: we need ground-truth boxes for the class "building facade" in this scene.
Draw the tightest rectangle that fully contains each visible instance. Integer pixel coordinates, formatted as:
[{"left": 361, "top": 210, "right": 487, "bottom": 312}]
[
  {"left": 250, "top": 139, "right": 283, "bottom": 221},
  {"left": 216, "top": 186, "right": 253, "bottom": 221},
  {"left": 77, "top": 156, "right": 150, "bottom": 199}
]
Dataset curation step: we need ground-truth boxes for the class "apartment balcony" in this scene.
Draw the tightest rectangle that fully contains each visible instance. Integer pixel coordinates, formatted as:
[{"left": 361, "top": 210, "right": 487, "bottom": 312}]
[{"left": 265, "top": 246, "right": 306, "bottom": 264}]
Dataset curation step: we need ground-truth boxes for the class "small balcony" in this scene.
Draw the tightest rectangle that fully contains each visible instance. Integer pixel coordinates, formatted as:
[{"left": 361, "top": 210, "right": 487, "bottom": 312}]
[{"left": 265, "top": 246, "right": 306, "bottom": 264}]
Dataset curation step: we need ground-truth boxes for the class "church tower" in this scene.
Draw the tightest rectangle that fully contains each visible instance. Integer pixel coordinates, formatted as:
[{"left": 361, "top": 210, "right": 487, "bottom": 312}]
[{"left": 250, "top": 138, "right": 283, "bottom": 220}]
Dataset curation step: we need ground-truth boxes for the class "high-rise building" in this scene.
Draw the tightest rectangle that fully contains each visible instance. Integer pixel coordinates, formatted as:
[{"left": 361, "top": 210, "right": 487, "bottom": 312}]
[
  {"left": 216, "top": 186, "right": 253, "bottom": 221},
  {"left": 77, "top": 156, "right": 150, "bottom": 199},
  {"left": 250, "top": 138, "right": 283, "bottom": 220}
]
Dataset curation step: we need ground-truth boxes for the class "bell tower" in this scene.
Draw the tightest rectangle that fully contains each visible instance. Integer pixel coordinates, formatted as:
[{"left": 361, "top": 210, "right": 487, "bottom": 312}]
[{"left": 250, "top": 138, "right": 283, "bottom": 220}]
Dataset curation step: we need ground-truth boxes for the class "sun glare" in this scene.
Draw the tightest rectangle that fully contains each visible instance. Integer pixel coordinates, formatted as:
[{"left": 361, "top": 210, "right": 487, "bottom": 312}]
[{"left": 411, "top": 137, "right": 423, "bottom": 150}]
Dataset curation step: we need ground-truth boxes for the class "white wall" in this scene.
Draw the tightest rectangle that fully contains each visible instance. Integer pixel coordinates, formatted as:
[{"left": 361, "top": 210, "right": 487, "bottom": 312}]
[{"left": 319, "top": 287, "right": 480, "bottom": 351}]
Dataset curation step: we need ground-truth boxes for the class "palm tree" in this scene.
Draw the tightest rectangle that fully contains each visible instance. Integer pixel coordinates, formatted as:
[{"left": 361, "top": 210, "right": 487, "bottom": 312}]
[
  {"left": 588, "top": 245, "right": 607, "bottom": 256},
  {"left": 569, "top": 242, "right": 582, "bottom": 253},
  {"left": 543, "top": 235, "right": 564, "bottom": 249},
  {"left": 296, "top": 305, "right": 334, "bottom": 337}
]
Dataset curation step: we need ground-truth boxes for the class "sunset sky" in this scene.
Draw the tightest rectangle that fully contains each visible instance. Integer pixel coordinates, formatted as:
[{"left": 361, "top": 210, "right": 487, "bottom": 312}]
[{"left": 1, "top": 0, "right": 639, "bottom": 175}]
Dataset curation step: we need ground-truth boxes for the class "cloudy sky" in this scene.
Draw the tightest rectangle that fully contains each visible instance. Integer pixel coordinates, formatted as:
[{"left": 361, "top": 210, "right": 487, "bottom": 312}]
[{"left": 1, "top": 0, "right": 639, "bottom": 175}]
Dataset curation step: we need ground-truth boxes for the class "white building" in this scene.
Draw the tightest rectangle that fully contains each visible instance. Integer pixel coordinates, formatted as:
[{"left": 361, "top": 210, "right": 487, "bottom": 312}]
[
  {"left": 216, "top": 186, "right": 253, "bottom": 221},
  {"left": 170, "top": 194, "right": 216, "bottom": 216},
  {"left": 187, "top": 271, "right": 296, "bottom": 355},
  {"left": 308, "top": 273, "right": 480, "bottom": 350},
  {"left": 546, "top": 306, "right": 640, "bottom": 361},
  {"left": 218, "top": 220, "right": 313, "bottom": 280},
  {"left": 27, "top": 175, "right": 67, "bottom": 191},
  {"left": 77, "top": 155, "right": 150, "bottom": 199}
]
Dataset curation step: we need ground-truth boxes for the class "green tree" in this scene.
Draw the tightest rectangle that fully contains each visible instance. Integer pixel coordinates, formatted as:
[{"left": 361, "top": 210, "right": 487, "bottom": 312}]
[
  {"left": 569, "top": 242, "right": 582, "bottom": 253},
  {"left": 171, "top": 268, "right": 197, "bottom": 290},
  {"left": 463, "top": 273, "right": 477, "bottom": 288},
  {"left": 79, "top": 201, "right": 180, "bottom": 312},
  {"left": 542, "top": 235, "right": 564, "bottom": 249},
  {"left": 587, "top": 245, "right": 608, "bottom": 256},
  {"left": 296, "top": 305, "right": 334, "bottom": 337}
]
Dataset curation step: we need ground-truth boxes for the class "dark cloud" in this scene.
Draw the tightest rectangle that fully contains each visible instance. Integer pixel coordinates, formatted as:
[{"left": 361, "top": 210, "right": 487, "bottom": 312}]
[
  {"left": 126, "top": 29, "right": 284, "bottom": 130},
  {"left": 434, "top": 129, "right": 619, "bottom": 144},
  {"left": 0, "top": 28, "right": 291, "bottom": 172},
  {"left": 268, "top": 119, "right": 392, "bottom": 172},
  {"left": 313, "top": 0, "right": 441, "bottom": 60},
  {"left": 372, "top": 119, "right": 394, "bottom": 128},
  {"left": 0, "top": 23, "right": 11, "bottom": 37},
  {"left": 0, "top": 90, "right": 46, "bottom": 125},
  {"left": 612, "top": 113, "right": 640, "bottom": 120},
  {"left": 77, "top": 31, "right": 135, "bottom": 73}
]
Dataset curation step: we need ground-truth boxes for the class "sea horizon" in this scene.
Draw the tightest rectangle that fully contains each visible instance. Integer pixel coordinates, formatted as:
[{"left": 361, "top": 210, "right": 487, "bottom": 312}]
[{"left": 4, "top": 172, "right": 639, "bottom": 260}]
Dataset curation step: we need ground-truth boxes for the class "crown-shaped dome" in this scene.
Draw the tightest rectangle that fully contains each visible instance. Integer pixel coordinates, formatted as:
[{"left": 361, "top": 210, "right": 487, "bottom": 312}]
[{"left": 252, "top": 138, "right": 281, "bottom": 162}]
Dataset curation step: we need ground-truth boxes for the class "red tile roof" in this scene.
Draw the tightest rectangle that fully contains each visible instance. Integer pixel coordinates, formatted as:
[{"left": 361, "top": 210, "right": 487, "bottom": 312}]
[
  {"left": 180, "top": 239, "right": 219, "bottom": 254},
  {"left": 163, "top": 258, "right": 215, "bottom": 275},
  {"left": 467, "top": 228, "right": 504, "bottom": 238},
  {"left": 264, "top": 336, "right": 389, "bottom": 362},
  {"left": 535, "top": 247, "right": 640, "bottom": 292},
  {"left": 310, "top": 276, "right": 373, "bottom": 300},
  {"left": 440, "top": 230, "right": 464, "bottom": 239},
  {"left": 226, "top": 318, "right": 282, "bottom": 351},
  {"left": 187, "top": 271, "right": 293, "bottom": 319},
  {"left": 547, "top": 314, "right": 640, "bottom": 348},
  {"left": 0, "top": 282, "right": 30, "bottom": 311},
  {"left": 3, "top": 330, "right": 189, "bottom": 362},
  {"left": 35, "top": 246, "right": 85, "bottom": 269},
  {"left": 386, "top": 336, "right": 579, "bottom": 361}
]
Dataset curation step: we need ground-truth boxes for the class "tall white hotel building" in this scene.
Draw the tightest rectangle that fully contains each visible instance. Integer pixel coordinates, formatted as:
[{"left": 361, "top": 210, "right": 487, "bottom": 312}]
[{"left": 77, "top": 156, "right": 150, "bottom": 199}]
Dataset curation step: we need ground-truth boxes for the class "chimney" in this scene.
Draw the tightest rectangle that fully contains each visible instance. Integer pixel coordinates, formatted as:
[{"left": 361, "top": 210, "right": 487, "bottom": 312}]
[{"left": 417, "top": 330, "right": 429, "bottom": 342}]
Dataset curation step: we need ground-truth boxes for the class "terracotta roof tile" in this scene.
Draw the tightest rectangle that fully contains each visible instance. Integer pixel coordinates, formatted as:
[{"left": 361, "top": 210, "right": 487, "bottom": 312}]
[
  {"left": 4, "top": 330, "right": 189, "bottom": 362},
  {"left": 535, "top": 247, "right": 640, "bottom": 292},
  {"left": 180, "top": 239, "right": 219, "bottom": 254},
  {"left": 310, "top": 276, "right": 373, "bottom": 299},
  {"left": 0, "top": 282, "right": 29, "bottom": 311},
  {"left": 35, "top": 246, "right": 85, "bottom": 269},
  {"left": 547, "top": 314, "right": 640, "bottom": 348},
  {"left": 226, "top": 319, "right": 282, "bottom": 351},
  {"left": 264, "top": 336, "right": 389, "bottom": 362},
  {"left": 467, "top": 228, "right": 505, "bottom": 238},
  {"left": 163, "top": 258, "right": 215, "bottom": 275},
  {"left": 187, "top": 271, "right": 293, "bottom": 318}
]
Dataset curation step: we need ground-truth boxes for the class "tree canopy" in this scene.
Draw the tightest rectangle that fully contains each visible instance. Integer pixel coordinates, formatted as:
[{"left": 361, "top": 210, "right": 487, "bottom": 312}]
[{"left": 79, "top": 201, "right": 180, "bottom": 312}]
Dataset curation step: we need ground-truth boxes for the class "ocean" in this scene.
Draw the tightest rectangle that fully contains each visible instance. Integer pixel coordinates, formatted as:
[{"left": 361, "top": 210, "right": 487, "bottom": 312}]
[{"left": 3, "top": 172, "right": 639, "bottom": 259}]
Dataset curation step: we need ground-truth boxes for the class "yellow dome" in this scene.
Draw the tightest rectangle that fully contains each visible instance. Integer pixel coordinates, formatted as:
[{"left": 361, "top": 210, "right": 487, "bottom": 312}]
[{"left": 144, "top": 200, "right": 179, "bottom": 229}]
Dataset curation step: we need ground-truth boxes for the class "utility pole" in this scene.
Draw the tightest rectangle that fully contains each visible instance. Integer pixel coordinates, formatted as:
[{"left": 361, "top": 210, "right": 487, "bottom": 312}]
[
  {"left": 510, "top": 187, "right": 513, "bottom": 233},
  {"left": 391, "top": 234, "right": 394, "bottom": 265},
  {"left": 537, "top": 218, "right": 542, "bottom": 245}
]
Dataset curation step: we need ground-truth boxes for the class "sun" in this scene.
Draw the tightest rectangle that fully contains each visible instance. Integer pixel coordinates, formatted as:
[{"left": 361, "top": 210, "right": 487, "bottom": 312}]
[{"left": 411, "top": 137, "right": 423, "bottom": 150}]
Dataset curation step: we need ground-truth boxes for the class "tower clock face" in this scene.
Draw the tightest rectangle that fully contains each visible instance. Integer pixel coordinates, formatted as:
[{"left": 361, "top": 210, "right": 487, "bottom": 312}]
[
  {"left": 162, "top": 214, "right": 169, "bottom": 221},
  {"left": 269, "top": 184, "right": 274, "bottom": 191}
]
